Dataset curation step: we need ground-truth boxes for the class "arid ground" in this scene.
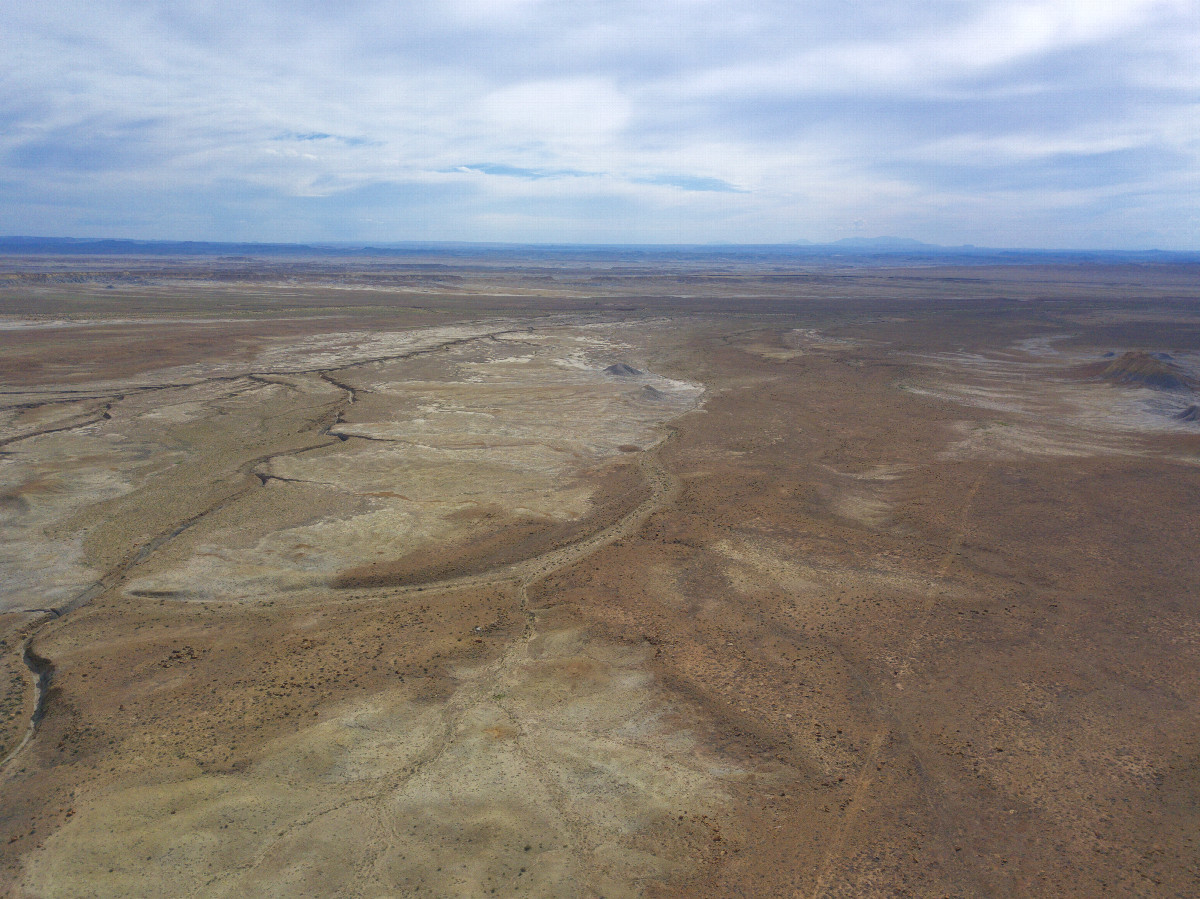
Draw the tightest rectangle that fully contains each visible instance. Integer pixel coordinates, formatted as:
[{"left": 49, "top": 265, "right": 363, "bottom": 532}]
[{"left": 1, "top": 254, "right": 1198, "bottom": 897}]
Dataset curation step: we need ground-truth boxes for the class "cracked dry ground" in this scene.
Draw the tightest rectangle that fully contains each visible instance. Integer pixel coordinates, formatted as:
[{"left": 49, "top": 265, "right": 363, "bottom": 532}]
[{"left": 2, "top": 272, "right": 1200, "bottom": 897}]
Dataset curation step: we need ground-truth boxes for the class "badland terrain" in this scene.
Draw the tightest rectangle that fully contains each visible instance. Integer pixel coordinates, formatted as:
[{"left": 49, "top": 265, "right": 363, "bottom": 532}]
[{"left": 0, "top": 250, "right": 1197, "bottom": 897}]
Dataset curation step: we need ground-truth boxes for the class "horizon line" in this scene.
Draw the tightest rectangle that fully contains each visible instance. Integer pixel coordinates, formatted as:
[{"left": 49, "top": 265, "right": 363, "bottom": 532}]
[{"left": 1, "top": 235, "right": 1198, "bottom": 257}]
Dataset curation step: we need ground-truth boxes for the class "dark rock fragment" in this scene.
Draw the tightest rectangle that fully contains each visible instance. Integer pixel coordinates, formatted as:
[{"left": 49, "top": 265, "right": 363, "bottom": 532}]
[{"left": 604, "top": 363, "right": 642, "bottom": 377}]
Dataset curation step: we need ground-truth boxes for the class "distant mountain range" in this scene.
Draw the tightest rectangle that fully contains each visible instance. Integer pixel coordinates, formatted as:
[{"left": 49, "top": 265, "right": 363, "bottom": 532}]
[
  {"left": 828, "top": 236, "right": 942, "bottom": 249},
  {"left": 0, "top": 235, "right": 1195, "bottom": 263}
]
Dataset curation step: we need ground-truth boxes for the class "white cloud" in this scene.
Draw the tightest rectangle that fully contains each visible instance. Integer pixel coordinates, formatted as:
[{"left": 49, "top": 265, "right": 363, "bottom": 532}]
[
  {"left": 479, "top": 78, "right": 631, "bottom": 154},
  {"left": 665, "top": 0, "right": 1191, "bottom": 99},
  {"left": 0, "top": 0, "right": 1197, "bottom": 246}
]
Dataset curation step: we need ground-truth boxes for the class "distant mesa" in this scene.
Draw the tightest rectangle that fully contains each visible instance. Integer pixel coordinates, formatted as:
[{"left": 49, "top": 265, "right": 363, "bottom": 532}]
[
  {"left": 1102, "top": 351, "right": 1117, "bottom": 358},
  {"left": 1152, "top": 352, "right": 1175, "bottom": 361},
  {"left": 1174, "top": 404, "right": 1200, "bottom": 422},
  {"left": 1079, "top": 351, "right": 1191, "bottom": 390},
  {"left": 605, "top": 363, "right": 642, "bottom": 377}
]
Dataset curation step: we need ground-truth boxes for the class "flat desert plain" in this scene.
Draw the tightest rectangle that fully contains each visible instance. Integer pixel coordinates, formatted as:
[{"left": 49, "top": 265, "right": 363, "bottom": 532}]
[{"left": 0, "top": 254, "right": 1198, "bottom": 897}]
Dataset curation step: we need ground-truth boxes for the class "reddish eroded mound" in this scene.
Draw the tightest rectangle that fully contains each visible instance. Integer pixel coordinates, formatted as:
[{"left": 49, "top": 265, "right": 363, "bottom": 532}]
[{"left": 1078, "top": 350, "right": 1192, "bottom": 390}]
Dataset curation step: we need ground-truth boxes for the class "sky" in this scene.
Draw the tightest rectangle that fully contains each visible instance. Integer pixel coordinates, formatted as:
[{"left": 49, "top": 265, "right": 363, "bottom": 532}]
[{"left": 2, "top": 0, "right": 1198, "bottom": 248}]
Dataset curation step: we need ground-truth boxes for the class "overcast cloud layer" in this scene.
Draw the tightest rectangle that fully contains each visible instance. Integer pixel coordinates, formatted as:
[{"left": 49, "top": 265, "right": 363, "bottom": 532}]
[{"left": 3, "top": 0, "right": 1198, "bottom": 247}]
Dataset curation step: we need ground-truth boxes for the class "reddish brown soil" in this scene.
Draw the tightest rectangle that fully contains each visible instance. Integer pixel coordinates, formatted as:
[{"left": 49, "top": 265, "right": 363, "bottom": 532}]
[{"left": 2, "top": 258, "right": 1199, "bottom": 897}]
